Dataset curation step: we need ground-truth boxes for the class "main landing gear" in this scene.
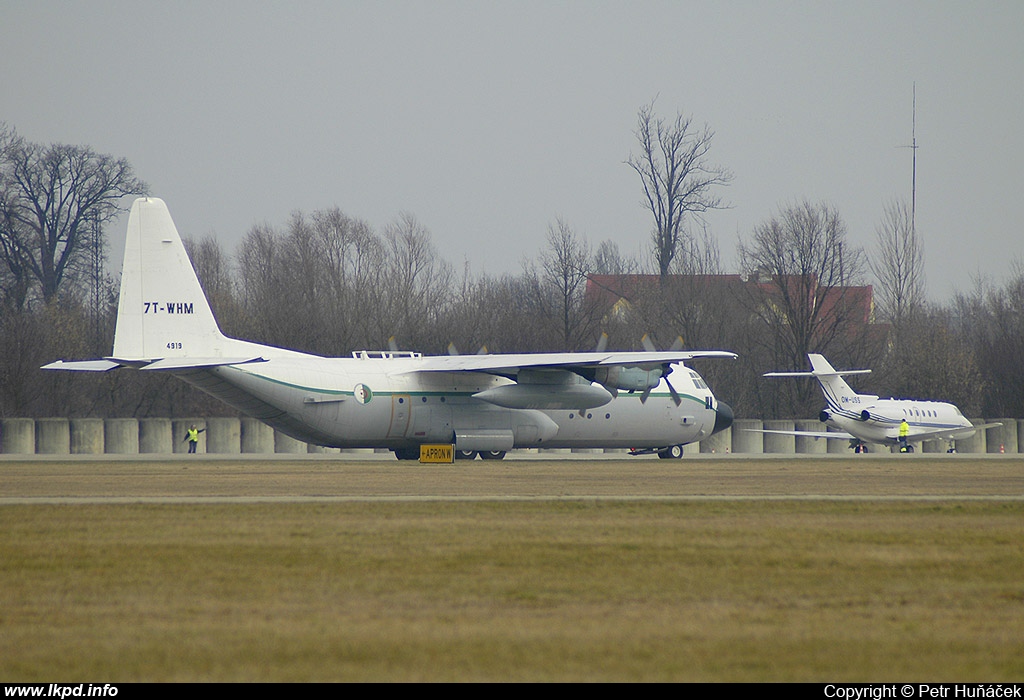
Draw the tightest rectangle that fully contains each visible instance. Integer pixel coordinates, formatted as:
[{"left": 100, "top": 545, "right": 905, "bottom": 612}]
[
  {"left": 395, "top": 448, "right": 507, "bottom": 461},
  {"left": 455, "top": 450, "right": 507, "bottom": 460},
  {"left": 628, "top": 445, "right": 684, "bottom": 459},
  {"left": 658, "top": 445, "right": 684, "bottom": 459}
]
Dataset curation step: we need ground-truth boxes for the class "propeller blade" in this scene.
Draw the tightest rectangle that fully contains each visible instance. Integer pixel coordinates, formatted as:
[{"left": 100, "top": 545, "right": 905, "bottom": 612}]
[
  {"left": 595, "top": 332, "right": 608, "bottom": 353},
  {"left": 669, "top": 335, "right": 685, "bottom": 352},
  {"left": 388, "top": 336, "right": 400, "bottom": 352},
  {"left": 641, "top": 334, "right": 657, "bottom": 352},
  {"left": 447, "top": 342, "right": 460, "bottom": 356},
  {"left": 665, "top": 375, "right": 682, "bottom": 406}
]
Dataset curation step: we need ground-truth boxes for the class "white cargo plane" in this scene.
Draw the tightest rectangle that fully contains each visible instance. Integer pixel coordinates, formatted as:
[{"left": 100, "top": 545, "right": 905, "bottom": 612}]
[
  {"left": 43, "top": 197, "right": 736, "bottom": 459},
  {"left": 759, "top": 353, "right": 1000, "bottom": 452}
]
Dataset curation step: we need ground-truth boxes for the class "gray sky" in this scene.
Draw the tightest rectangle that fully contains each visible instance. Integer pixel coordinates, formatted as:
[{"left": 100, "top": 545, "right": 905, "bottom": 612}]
[{"left": 4, "top": 0, "right": 1022, "bottom": 301}]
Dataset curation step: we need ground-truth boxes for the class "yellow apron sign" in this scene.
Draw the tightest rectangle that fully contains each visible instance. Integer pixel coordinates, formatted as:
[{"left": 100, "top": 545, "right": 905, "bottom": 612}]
[{"left": 419, "top": 444, "right": 454, "bottom": 463}]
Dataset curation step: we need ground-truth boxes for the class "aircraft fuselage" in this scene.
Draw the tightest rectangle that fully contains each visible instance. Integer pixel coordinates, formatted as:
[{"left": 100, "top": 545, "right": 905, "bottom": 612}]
[
  {"left": 822, "top": 398, "right": 976, "bottom": 445},
  {"left": 177, "top": 354, "right": 728, "bottom": 453}
]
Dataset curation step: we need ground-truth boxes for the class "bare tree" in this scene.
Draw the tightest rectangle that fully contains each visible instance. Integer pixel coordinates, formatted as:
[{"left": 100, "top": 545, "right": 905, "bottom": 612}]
[
  {"left": 875, "top": 302, "right": 983, "bottom": 416},
  {"left": 184, "top": 235, "right": 243, "bottom": 337},
  {"left": 737, "top": 200, "right": 870, "bottom": 416},
  {"left": 526, "top": 219, "right": 599, "bottom": 351},
  {"left": 592, "top": 239, "right": 638, "bottom": 276},
  {"left": 626, "top": 100, "right": 732, "bottom": 278},
  {"left": 235, "top": 222, "right": 284, "bottom": 345},
  {"left": 0, "top": 130, "right": 147, "bottom": 306},
  {"left": 378, "top": 212, "right": 453, "bottom": 351},
  {"left": 953, "top": 265, "right": 1024, "bottom": 417},
  {"left": 870, "top": 199, "right": 925, "bottom": 328}
]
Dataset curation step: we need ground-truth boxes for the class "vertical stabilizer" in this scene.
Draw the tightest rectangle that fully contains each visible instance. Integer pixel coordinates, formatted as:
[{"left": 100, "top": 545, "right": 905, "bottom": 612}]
[
  {"left": 806, "top": 354, "right": 861, "bottom": 409},
  {"left": 111, "top": 197, "right": 228, "bottom": 360}
]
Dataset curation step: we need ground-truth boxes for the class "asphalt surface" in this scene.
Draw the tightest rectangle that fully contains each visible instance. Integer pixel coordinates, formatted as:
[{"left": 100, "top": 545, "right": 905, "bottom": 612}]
[{"left": 2, "top": 452, "right": 1023, "bottom": 503}]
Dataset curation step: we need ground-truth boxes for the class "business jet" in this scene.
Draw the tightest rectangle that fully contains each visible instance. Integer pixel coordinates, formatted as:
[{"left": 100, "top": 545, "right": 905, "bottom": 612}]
[
  {"left": 43, "top": 197, "right": 736, "bottom": 460},
  {"left": 758, "top": 353, "right": 1000, "bottom": 452}
]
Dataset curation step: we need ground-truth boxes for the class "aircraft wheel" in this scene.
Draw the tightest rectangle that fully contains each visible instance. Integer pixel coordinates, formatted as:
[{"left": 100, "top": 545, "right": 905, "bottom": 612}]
[
  {"left": 479, "top": 450, "right": 506, "bottom": 460},
  {"left": 455, "top": 450, "right": 478, "bottom": 460},
  {"left": 658, "top": 445, "right": 683, "bottom": 459}
]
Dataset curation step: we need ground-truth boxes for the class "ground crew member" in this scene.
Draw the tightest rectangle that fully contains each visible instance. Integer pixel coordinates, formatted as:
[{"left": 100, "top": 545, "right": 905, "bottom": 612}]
[
  {"left": 898, "top": 418, "right": 910, "bottom": 452},
  {"left": 184, "top": 424, "right": 206, "bottom": 454}
]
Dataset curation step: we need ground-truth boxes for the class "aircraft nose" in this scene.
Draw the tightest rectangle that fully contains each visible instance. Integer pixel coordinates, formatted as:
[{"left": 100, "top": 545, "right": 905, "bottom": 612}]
[{"left": 712, "top": 401, "right": 734, "bottom": 435}]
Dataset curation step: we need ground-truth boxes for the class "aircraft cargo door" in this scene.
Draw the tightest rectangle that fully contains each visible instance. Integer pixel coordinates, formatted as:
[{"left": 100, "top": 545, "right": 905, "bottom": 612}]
[
  {"left": 387, "top": 394, "right": 412, "bottom": 439},
  {"left": 410, "top": 402, "right": 454, "bottom": 443}
]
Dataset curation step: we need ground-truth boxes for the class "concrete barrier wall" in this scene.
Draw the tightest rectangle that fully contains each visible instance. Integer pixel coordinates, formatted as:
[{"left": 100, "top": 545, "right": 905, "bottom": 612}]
[
  {"left": 795, "top": 420, "right": 827, "bottom": 454},
  {"left": 956, "top": 420, "right": 987, "bottom": 454},
  {"left": 207, "top": 417, "right": 241, "bottom": 454},
  {"left": 105, "top": 418, "right": 139, "bottom": 454},
  {"left": 35, "top": 418, "right": 70, "bottom": 455},
  {"left": 139, "top": 419, "right": 172, "bottom": 454},
  {"left": 987, "top": 420, "right": 1018, "bottom": 454},
  {"left": 70, "top": 418, "right": 104, "bottom": 455},
  {"left": 2, "top": 418, "right": 35, "bottom": 454},
  {"left": 731, "top": 419, "right": 763, "bottom": 454},
  {"left": 240, "top": 418, "right": 274, "bottom": 454},
  {"left": 1, "top": 417, "right": 1021, "bottom": 455},
  {"left": 274, "top": 430, "right": 305, "bottom": 454},
  {"left": 762, "top": 420, "right": 795, "bottom": 454},
  {"left": 699, "top": 426, "right": 731, "bottom": 453}
]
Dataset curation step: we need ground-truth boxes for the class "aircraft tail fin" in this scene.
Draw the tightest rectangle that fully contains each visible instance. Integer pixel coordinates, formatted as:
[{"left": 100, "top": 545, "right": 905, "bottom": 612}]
[
  {"left": 111, "top": 197, "right": 244, "bottom": 361},
  {"left": 764, "top": 353, "right": 875, "bottom": 412}
]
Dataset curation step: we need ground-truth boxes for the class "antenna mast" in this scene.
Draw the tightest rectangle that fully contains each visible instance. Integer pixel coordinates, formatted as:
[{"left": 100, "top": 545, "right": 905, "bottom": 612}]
[{"left": 910, "top": 82, "right": 917, "bottom": 237}]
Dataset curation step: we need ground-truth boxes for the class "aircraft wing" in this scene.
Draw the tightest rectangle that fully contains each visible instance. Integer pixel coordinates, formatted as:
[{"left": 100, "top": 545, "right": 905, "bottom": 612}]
[
  {"left": 749, "top": 422, "right": 1005, "bottom": 445},
  {"left": 408, "top": 350, "right": 737, "bottom": 374},
  {"left": 906, "top": 422, "right": 1003, "bottom": 443},
  {"left": 747, "top": 428, "right": 855, "bottom": 440}
]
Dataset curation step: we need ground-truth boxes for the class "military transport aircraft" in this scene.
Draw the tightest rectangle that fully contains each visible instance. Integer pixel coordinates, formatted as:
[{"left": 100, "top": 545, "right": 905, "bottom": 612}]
[
  {"left": 758, "top": 353, "right": 1000, "bottom": 452},
  {"left": 44, "top": 197, "right": 736, "bottom": 459}
]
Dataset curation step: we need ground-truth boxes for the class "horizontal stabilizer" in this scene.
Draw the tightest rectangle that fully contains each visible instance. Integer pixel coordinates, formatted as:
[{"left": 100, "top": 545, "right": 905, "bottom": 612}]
[
  {"left": 43, "top": 356, "right": 267, "bottom": 373},
  {"left": 764, "top": 369, "right": 871, "bottom": 378},
  {"left": 138, "top": 356, "right": 267, "bottom": 371},
  {"left": 41, "top": 359, "right": 121, "bottom": 372}
]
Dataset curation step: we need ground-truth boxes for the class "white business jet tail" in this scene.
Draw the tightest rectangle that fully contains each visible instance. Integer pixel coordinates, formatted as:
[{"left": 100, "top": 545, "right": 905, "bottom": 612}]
[{"left": 764, "top": 353, "right": 876, "bottom": 415}]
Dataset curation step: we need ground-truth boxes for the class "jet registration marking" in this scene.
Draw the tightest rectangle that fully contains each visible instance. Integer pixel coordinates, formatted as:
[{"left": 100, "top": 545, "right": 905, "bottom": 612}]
[{"left": 144, "top": 302, "right": 194, "bottom": 314}]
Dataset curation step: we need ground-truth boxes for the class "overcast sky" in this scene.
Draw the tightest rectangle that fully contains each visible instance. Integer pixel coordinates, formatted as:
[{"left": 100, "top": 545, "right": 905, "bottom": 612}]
[{"left": 4, "top": 1, "right": 1022, "bottom": 301}]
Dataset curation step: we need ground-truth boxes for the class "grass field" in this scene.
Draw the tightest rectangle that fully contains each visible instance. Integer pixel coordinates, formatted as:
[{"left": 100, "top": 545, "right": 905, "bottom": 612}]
[{"left": 2, "top": 495, "right": 1023, "bottom": 681}]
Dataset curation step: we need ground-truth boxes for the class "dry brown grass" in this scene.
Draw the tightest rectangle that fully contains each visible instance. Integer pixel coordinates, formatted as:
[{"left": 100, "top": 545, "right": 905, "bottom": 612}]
[{"left": 2, "top": 499, "right": 1023, "bottom": 681}]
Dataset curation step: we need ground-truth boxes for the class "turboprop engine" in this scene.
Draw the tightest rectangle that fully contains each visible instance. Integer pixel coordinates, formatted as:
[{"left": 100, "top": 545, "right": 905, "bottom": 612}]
[
  {"left": 472, "top": 368, "right": 614, "bottom": 410},
  {"left": 472, "top": 383, "right": 613, "bottom": 410},
  {"left": 591, "top": 365, "right": 663, "bottom": 392}
]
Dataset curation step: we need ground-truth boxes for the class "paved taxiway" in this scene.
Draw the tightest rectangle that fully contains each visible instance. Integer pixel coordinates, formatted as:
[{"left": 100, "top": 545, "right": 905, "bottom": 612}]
[{"left": 2, "top": 453, "right": 1023, "bottom": 503}]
